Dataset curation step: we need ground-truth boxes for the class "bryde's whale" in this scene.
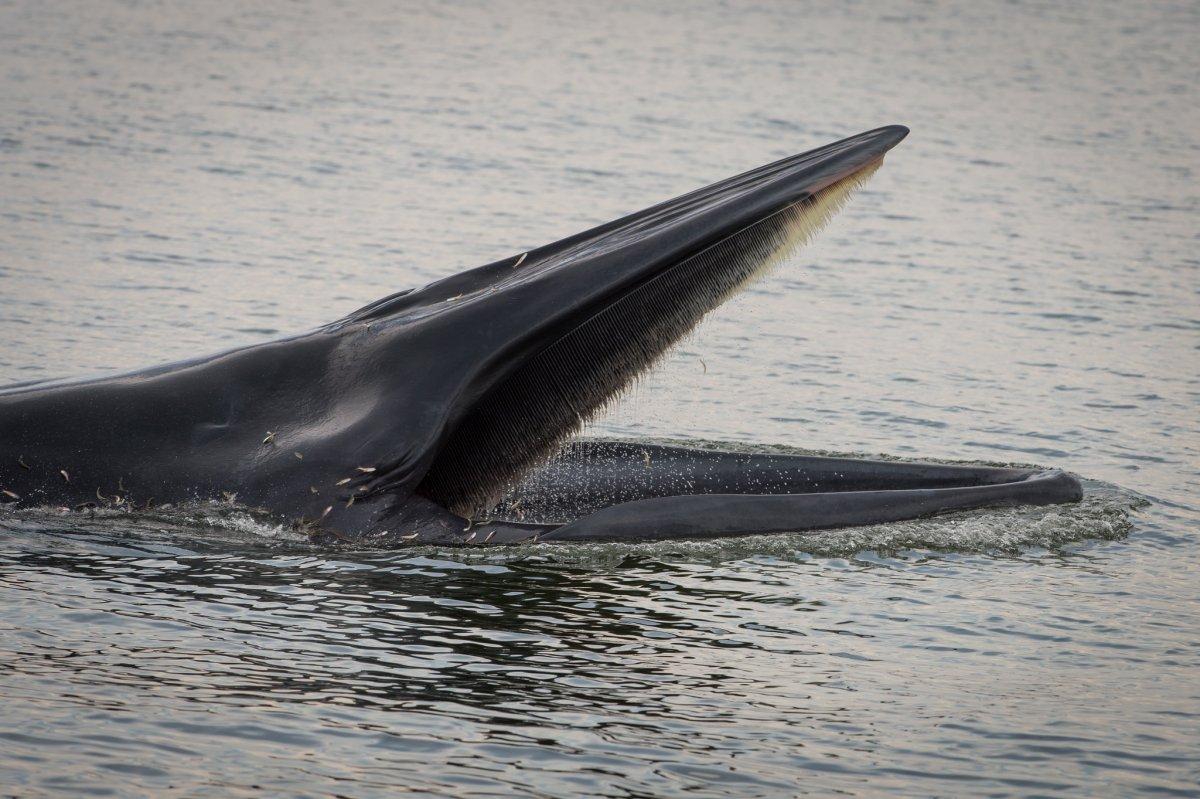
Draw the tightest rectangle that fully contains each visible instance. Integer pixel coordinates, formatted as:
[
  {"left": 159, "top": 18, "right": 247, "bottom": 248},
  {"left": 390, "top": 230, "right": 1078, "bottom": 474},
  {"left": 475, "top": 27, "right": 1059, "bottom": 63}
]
[{"left": 0, "top": 126, "right": 1081, "bottom": 545}]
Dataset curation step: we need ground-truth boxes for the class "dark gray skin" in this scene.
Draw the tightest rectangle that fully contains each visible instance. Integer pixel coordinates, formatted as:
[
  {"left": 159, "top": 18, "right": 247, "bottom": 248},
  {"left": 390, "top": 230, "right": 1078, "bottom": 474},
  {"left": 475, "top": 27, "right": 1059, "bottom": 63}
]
[{"left": 0, "top": 126, "right": 1082, "bottom": 546}]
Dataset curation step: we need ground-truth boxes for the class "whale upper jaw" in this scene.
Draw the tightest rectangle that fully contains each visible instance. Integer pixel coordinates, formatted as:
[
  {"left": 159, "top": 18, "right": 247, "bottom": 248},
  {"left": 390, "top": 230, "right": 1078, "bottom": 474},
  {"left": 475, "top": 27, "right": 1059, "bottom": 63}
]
[{"left": 407, "top": 125, "right": 909, "bottom": 516}]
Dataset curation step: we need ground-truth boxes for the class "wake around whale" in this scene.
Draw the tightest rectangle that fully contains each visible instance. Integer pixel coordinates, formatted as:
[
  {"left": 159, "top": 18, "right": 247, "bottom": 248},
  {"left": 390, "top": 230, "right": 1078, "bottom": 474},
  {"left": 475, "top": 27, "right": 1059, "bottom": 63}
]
[{"left": 0, "top": 126, "right": 1081, "bottom": 546}]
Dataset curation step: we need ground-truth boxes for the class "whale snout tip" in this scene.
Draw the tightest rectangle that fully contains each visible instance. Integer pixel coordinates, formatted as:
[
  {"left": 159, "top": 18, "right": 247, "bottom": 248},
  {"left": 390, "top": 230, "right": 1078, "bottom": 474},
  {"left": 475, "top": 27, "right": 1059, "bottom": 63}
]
[
  {"left": 827, "top": 125, "right": 909, "bottom": 169},
  {"left": 872, "top": 124, "right": 910, "bottom": 150}
]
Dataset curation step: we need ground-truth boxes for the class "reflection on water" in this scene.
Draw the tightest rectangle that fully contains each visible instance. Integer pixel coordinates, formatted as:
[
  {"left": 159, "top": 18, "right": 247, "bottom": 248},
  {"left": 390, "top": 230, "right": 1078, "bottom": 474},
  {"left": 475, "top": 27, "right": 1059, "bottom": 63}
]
[
  {"left": 0, "top": 519, "right": 1187, "bottom": 797},
  {"left": 1, "top": 0, "right": 1198, "bottom": 795},
  {"left": 0, "top": 467, "right": 1175, "bottom": 797}
]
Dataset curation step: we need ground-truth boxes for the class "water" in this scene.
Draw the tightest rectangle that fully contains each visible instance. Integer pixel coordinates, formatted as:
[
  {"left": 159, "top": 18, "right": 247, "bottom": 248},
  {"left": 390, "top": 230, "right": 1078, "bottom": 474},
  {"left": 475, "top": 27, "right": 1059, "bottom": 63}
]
[{"left": 1, "top": 0, "right": 1197, "bottom": 795}]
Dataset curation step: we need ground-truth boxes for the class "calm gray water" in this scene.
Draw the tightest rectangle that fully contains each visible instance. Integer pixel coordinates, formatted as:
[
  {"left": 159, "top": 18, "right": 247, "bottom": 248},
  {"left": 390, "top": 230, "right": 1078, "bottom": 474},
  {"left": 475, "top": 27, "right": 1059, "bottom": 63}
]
[{"left": 1, "top": 1, "right": 1198, "bottom": 796}]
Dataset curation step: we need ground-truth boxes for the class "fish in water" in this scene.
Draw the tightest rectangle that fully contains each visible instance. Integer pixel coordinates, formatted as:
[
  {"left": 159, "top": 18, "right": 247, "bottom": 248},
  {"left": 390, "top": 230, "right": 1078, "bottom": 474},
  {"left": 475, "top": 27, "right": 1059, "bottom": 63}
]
[{"left": 0, "top": 126, "right": 1081, "bottom": 546}]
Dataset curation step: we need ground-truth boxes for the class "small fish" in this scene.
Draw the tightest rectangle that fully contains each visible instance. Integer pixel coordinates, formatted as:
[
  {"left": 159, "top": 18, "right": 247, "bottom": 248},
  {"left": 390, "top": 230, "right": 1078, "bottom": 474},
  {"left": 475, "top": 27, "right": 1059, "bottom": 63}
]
[
  {"left": 400, "top": 533, "right": 418, "bottom": 541},
  {"left": 96, "top": 487, "right": 106, "bottom": 501},
  {"left": 335, "top": 477, "right": 352, "bottom": 486},
  {"left": 642, "top": 451, "right": 651, "bottom": 467},
  {"left": 346, "top": 495, "right": 355, "bottom": 508},
  {"left": 17, "top": 456, "right": 29, "bottom": 470},
  {"left": 309, "top": 486, "right": 319, "bottom": 494},
  {"left": 60, "top": 469, "right": 70, "bottom": 483},
  {"left": 294, "top": 451, "right": 304, "bottom": 460},
  {"left": 483, "top": 531, "right": 495, "bottom": 543},
  {"left": 531, "top": 533, "right": 540, "bottom": 544},
  {"left": 1, "top": 489, "right": 19, "bottom": 501},
  {"left": 320, "top": 505, "right": 333, "bottom": 520},
  {"left": 513, "top": 252, "right": 528, "bottom": 268},
  {"left": 466, "top": 531, "right": 477, "bottom": 543},
  {"left": 262, "top": 431, "right": 276, "bottom": 445},
  {"left": 356, "top": 466, "right": 376, "bottom": 474}
]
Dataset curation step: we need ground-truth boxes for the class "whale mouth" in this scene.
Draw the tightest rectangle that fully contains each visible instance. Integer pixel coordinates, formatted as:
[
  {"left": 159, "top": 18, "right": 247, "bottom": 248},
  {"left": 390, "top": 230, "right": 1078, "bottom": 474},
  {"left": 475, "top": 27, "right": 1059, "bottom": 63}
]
[{"left": 417, "top": 159, "right": 884, "bottom": 518}]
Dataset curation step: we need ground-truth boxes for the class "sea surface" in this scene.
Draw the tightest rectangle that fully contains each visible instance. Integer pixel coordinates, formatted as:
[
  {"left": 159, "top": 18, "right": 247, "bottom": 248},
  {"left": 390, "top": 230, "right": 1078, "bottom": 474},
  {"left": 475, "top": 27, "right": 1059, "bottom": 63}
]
[{"left": 1, "top": 1, "right": 1197, "bottom": 796}]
